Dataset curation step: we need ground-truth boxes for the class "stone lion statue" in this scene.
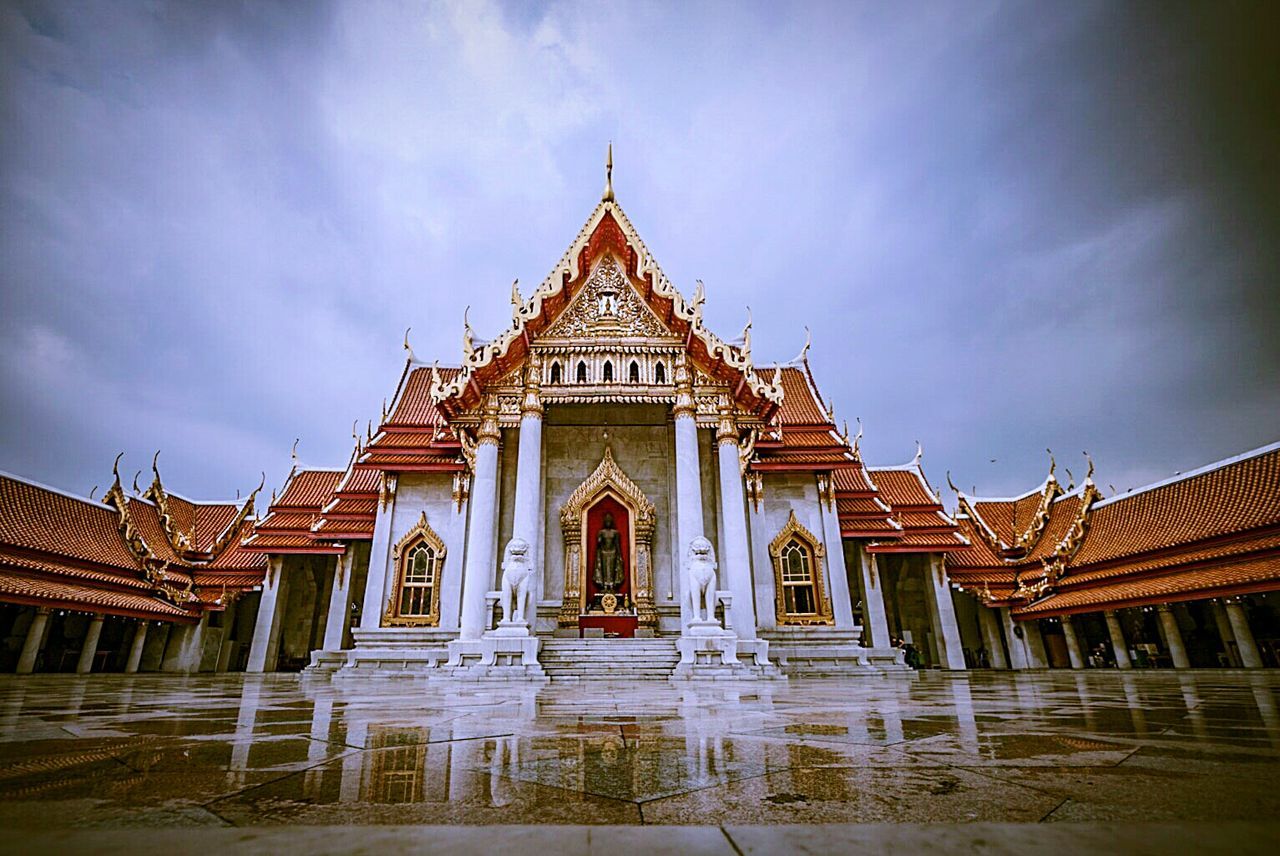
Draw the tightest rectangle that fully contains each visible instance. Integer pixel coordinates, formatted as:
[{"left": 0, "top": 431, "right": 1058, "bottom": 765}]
[
  {"left": 500, "top": 537, "right": 536, "bottom": 625},
  {"left": 684, "top": 535, "right": 718, "bottom": 623}
]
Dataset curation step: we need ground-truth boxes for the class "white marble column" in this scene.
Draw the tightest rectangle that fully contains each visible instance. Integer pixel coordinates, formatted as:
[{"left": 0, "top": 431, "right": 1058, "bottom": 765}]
[
  {"left": 75, "top": 614, "right": 105, "bottom": 674},
  {"left": 459, "top": 404, "right": 502, "bottom": 640},
  {"left": 510, "top": 359, "right": 544, "bottom": 617},
  {"left": 672, "top": 357, "right": 704, "bottom": 628},
  {"left": 978, "top": 605, "right": 1008, "bottom": 669},
  {"left": 360, "top": 476, "right": 398, "bottom": 629},
  {"left": 247, "top": 557, "right": 288, "bottom": 673},
  {"left": 124, "top": 622, "right": 148, "bottom": 673},
  {"left": 859, "top": 550, "right": 893, "bottom": 648},
  {"left": 817, "top": 477, "right": 856, "bottom": 631},
  {"left": 926, "top": 555, "right": 966, "bottom": 669},
  {"left": 715, "top": 408, "right": 756, "bottom": 639},
  {"left": 1060, "top": 615, "right": 1085, "bottom": 669},
  {"left": 1225, "top": 599, "right": 1264, "bottom": 669},
  {"left": 322, "top": 548, "right": 355, "bottom": 651},
  {"left": 162, "top": 615, "right": 208, "bottom": 674},
  {"left": 1023, "top": 617, "right": 1050, "bottom": 668},
  {"left": 1000, "top": 608, "right": 1030, "bottom": 670},
  {"left": 1105, "top": 609, "right": 1132, "bottom": 669},
  {"left": 1212, "top": 601, "right": 1240, "bottom": 666},
  {"left": 1157, "top": 604, "right": 1190, "bottom": 669},
  {"left": 16, "top": 608, "right": 50, "bottom": 674}
]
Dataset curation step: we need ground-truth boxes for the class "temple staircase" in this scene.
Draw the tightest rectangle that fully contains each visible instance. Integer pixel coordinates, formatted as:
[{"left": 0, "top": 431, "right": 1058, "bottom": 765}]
[{"left": 538, "top": 638, "right": 681, "bottom": 681}]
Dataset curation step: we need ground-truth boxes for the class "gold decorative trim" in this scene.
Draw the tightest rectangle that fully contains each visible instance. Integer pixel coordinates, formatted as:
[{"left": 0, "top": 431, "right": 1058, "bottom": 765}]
[
  {"left": 769, "top": 510, "right": 834, "bottom": 626},
  {"left": 385, "top": 511, "right": 446, "bottom": 627}
]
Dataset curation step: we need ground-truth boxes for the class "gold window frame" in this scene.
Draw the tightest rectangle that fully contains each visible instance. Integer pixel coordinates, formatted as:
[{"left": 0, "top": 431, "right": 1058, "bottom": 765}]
[
  {"left": 769, "top": 510, "right": 834, "bottom": 626},
  {"left": 386, "top": 511, "right": 445, "bottom": 626}
]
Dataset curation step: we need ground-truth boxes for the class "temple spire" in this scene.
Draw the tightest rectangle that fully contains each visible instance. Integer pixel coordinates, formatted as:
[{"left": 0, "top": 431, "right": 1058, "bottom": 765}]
[{"left": 603, "top": 141, "right": 614, "bottom": 202}]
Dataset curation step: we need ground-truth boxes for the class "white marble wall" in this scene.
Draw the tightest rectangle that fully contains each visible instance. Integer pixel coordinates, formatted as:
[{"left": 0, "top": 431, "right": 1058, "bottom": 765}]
[
  {"left": 748, "top": 472, "right": 842, "bottom": 633},
  {"left": 378, "top": 472, "right": 469, "bottom": 630}
]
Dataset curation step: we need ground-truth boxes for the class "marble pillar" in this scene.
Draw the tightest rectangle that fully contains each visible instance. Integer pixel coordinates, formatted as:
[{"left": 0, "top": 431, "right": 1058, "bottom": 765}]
[
  {"left": 124, "top": 622, "right": 148, "bottom": 673},
  {"left": 1225, "top": 599, "right": 1264, "bottom": 669},
  {"left": 715, "top": 409, "right": 756, "bottom": 639},
  {"left": 247, "top": 557, "right": 288, "bottom": 673},
  {"left": 75, "top": 614, "right": 105, "bottom": 674},
  {"left": 1157, "top": 604, "right": 1190, "bottom": 669},
  {"left": 1023, "top": 618, "right": 1050, "bottom": 668},
  {"left": 817, "top": 477, "right": 856, "bottom": 631},
  {"left": 16, "top": 608, "right": 50, "bottom": 674},
  {"left": 509, "top": 361, "right": 544, "bottom": 620},
  {"left": 321, "top": 547, "right": 355, "bottom": 652},
  {"left": 672, "top": 357, "right": 704, "bottom": 628},
  {"left": 459, "top": 404, "right": 502, "bottom": 640},
  {"left": 360, "top": 476, "right": 397, "bottom": 629},
  {"left": 1000, "top": 607, "right": 1030, "bottom": 670},
  {"left": 1105, "top": 609, "right": 1132, "bottom": 669},
  {"left": 859, "top": 551, "right": 892, "bottom": 648},
  {"left": 978, "top": 605, "right": 1008, "bottom": 669},
  {"left": 1212, "top": 601, "right": 1240, "bottom": 667},
  {"left": 161, "top": 615, "right": 207, "bottom": 674},
  {"left": 1060, "top": 615, "right": 1085, "bottom": 669},
  {"left": 926, "top": 555, "right": 966, "bottom": 670}
]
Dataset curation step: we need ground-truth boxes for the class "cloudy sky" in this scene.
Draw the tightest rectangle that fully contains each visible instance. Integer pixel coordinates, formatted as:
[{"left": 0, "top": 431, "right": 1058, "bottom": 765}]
[{"left": 2, "top": 0, "right": 1277, "bottom": 505}]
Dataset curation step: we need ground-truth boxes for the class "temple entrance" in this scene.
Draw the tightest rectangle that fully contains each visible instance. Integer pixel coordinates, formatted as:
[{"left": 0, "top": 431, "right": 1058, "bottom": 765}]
[
  {"left": 581, "top": 493, "right": 636, "bottom": 637},
  {"left": 558, "top": 448, "right": 658, "bottom": 635}
]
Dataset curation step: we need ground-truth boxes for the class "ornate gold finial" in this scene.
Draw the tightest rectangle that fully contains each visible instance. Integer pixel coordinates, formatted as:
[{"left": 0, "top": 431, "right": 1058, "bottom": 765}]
[
  {"left": 131, "top": 470, "right": 142, "bottom": 494},
  {"left": 603, "top": 141, "right": 614, "bottom": 202},
  {"left": 1046, "top": 448, "right": 1056, "bottom": 477},
  {"left": 1083, "top": 450, "right": 1095, "bottom": 482},
  {"left": 947, "top": 470, "right": 961, "bottom": 496},
  {"left": 381, "top": 398, "right": 389, "bottom": 423},
  {"left": 853, "top": 417, "right": 863, "bottom": 456}
]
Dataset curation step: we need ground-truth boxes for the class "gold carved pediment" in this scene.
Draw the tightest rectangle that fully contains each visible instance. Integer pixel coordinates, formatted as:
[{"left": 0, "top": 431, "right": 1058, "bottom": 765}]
[{"left": 542, "top": 256, "right": 669, "bottom": 340}]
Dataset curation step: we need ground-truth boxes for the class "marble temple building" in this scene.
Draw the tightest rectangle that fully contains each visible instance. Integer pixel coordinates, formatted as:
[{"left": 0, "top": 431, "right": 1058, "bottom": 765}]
[{"left": 2, "top": 167, "right": 1279, "bottom": 679}]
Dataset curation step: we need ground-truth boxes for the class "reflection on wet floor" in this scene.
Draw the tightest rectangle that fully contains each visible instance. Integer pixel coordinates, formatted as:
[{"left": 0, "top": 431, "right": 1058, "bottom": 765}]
[{"left": 0, "top": 671, "right": 1277, "bottom": 826}]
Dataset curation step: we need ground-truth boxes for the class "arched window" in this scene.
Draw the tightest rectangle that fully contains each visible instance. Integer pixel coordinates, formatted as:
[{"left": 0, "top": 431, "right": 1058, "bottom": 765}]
[
  {"left": 780, "top": 540, "right": 816, "bottom": 615},
  {"left": 388, "top": 512, "right": 445, "bottom": 625},
  {"left": 768, "top": 510, "right": 834, "bottom": 625},
  {"left": 629, "top": 360, "right": 640, "bottom": 383},
  {"left": 603, "top": 360, "right": 613, "bottom": 383},
  {"left": 654, "top": 361, "right": 666, "bottom": 384},
  {"left": 549, "top": 361, "right": 562, "bottom": 384},
  {"left": 577, "top": 361, "right": 588, "bottom": 383}
]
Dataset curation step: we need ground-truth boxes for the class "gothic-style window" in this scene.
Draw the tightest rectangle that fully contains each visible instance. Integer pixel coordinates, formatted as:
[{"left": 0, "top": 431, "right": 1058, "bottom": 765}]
[
  {"left": 654, "top": 361, "right": 666, "bottom": 384},
  {"left": 550, "top": 361, "right": 562, "bottom": 384},
  {"left": 603, "top": 360, "right": 613, "bottom": 383},
  {"left": 629, "top": 360, "right": 640, "bottom": 383},
  {"left": 768, "top": 510, "right": 834, "bottom": 625},
  {"left": 577, "top": 361, "right": 588, "bottom": 383},
  {"left": 388, "top": 512, "right": 445, "bottom": 625}
]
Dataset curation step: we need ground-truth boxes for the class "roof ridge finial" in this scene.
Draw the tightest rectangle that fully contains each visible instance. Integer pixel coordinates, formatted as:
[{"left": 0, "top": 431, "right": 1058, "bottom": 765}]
[
  {"left": 290, "top": 438, "right": 300, "bottom": 467},
  {"left": 853, "top": 417, "right": 863, "bottom": 456},
  {"left": 1083, "top": 450, "right": 1095, "bottom": 482},
  {"left": 510, "top": 278, "right": 522, "bottom": 325},
  {"left": 913, "top": 440, "right": 923, "bottom": 466},
  {"left": 603, "top": 141, "right": 614, "bottom": 202},
  {"left": 946, "top": 470, "right": 962, "bottom": 497},
  {"left": 403, "top": 327, "right": 416, "bottom": 363},
  {"left": 1046, "top": 447, "right": 1056, "bottom": 478}
]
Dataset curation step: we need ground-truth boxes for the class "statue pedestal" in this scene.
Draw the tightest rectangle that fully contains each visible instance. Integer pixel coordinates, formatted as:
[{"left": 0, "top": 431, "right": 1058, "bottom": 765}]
[
  {"left": 444, "top": 630, "right": 546, "bottom": 681},
  {"left": 674, "top": 623, "right": 783, "bottom": 681}
]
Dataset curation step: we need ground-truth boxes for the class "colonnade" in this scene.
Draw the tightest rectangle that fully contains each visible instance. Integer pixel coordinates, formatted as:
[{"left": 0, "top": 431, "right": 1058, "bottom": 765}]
[{"left": 969, "top": 597, "right": 1270, "bottom": 670}]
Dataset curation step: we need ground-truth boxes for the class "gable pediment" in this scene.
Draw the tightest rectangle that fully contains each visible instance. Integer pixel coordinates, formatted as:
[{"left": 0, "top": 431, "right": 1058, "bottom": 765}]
[{"left": 540, "top": 256, "right": 671, "bottom": 341}]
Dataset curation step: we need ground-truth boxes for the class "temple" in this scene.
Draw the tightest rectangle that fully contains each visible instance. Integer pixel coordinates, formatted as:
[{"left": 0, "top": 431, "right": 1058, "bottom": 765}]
[{"left": 2, "top": 165, "right": 1278, "bottom": 676}]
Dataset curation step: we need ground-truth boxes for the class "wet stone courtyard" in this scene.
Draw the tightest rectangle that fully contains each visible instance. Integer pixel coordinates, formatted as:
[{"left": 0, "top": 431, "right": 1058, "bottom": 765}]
[{"left": 0, "top": 671, "right": 1278, "bottom": 832}]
